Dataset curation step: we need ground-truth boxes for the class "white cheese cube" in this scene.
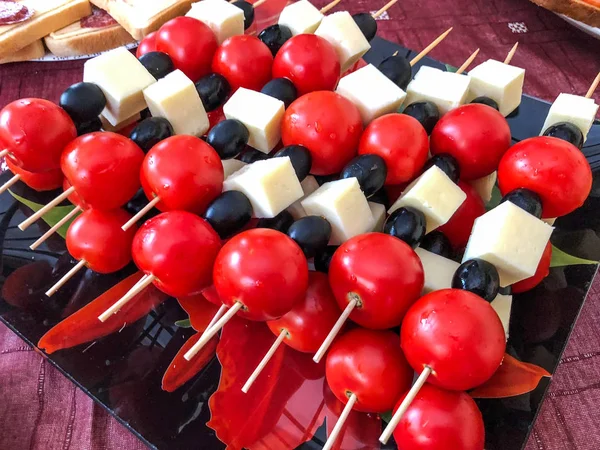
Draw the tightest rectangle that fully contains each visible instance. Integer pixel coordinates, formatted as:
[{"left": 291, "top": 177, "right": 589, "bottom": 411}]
[
  {"left": 388, "top": 166, "right": 467, "bottom": 233},
  {"left": 314, "top": 11, "right": 371, "bottom": 73},
  {"left": 336, "top": 64, "right": 407, "bottom": 125},
  {"left": 100, "top": 112, "right": 140, "bottom": 132},
  {"left": 223, "top": 88, "right": 285, "bottom": 153},
  {"left": 222, "top": 159, "right": 247, "bottom": 179},
  {"left": 469, "top": 171, "right": 497, "bottom": 203},
  {"left": 405, "top": 66, "right": 472, "bottom": 115},
  {"left": 186, "top": 0, "right": 244, "bottom": 44},
  {"left": 467, "top": 59, "right": 525, "bottom": 117},
  {"left": 301, "top": 178, "right": 374, "bottom": 245},
  {"left": 463, "top": 201, "right": 553, "bottom": 287},
  {"left": 369, "top": 202, "right": 386, "bottom": 232},
  {"left": 543, "top": 217, "right": 557, "bottom": 226},
  {"left": 490, "top": 293, "right": 512, "bottom": 340},
  {"left": 223, "top": 157, "right": 303, "bottom": 218},
  {"left": 278, "top": 0, "right": 323, "bottom": 35},
  {"left": 288, "top": 176, "right": 320, "bottom": 219},
  {"left": 143, "top": 70, "right": 209, "bottom": 137},
  {"left": 83, "top": 47, "right": 156, "bottom": 126},
  {"left": 541, "top": 93, "right": 599, "bottom": 141},
  {"left": 414, "top": 247, "right": 460, "bottom": 294}
]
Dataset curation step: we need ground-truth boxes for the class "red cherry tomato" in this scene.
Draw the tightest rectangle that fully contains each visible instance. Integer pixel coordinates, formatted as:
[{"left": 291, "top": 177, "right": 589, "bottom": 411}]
[
  {"left": 512, "top": 241, "right": 552, "bottom": 293},
  {"left": 358, "top": 114, "right": 429, "bottom": 185},
  {"left": 5, "top": 158, "right": 62, "bottom": 192},
  {"left": 438, "top": 181, "right": 486, "bottom": 250},
  {"left": 63, "top": 178, "right": 85, "bottom": 209},
  {"left": 66, "top": 209, "right": 137, "bottom": 274},
  {"left": 201, "top": 284, "right": 222, "bottom": 306},
  {"left": 156, "top": 17, "right": 218, "bottom": 81},
  {"left": 430, "top": 104, "right": 511, "bottom": 180},
  {"left": 272, "top": 34, "right": 340, "bottom": 95},
  {"left": 282, "top": 91, "right": 363, "bottom": 175},
  {"left": 0, "top": 98, "right": 76, "bottom": 173},
  {"left": 329, "top": 233, "right": 424, "bottom": 329},
  {"left": 213, "top": 228, "right": 309, "bottom": 321},
  {"left": 393, "top": 384, "right": 485, "bottom": 450},
  {"left": 326, "top": 328, "right": 413, "bottom": 413},
  {"left": 498, "top": 136, "right": 592, "bottom": 218},
  {"left": 140, "top": 135, "right": 223, "bottom": 215},
  {"left": 267, "top": 271, "right": 341, "bottom": 353},
  {"left": 208, "top": 106, "right": 225, "bottom": 131},
  {"left": 132, "top": 211, "right": 221, "bottom": 297},
  {"left": 61, "top": 132, "right": 144, "bottom": 210},
  {"left": 212, "top": 35, "right": 273, "bottom": 91},
  {"left": 401, "top": 289, "right": 506, "bottom": 391},
  {"left": 136, "top": 31, "right": 157, "bottom": 58}
]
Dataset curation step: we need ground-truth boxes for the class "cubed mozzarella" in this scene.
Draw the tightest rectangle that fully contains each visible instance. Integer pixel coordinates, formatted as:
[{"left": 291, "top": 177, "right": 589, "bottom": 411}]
[
  {"left": 490, "top": 293, "right": 512, "bottom": 340},
  {"left": 388, "top": 166, "right": 466, "bottom": 233},
  {"left": 336, "top": 64, "right": 407, "bottom": 125},
  {"left": 301, "top": 178, "right": 374, "bottom": 245},
  {"left": 223, "top": 157, "right": 303, "bottom": 218},
  {"left": 543, "top": 217, "right": 557, "bottom": 226},
  {"left": 222, "top": 159, "right": 247, "bottom": 178},
  {"left": 541, "top": 93, "right": 599, "bottom": 141},
  {"left": 469, "top": 171, "right": 497, "bottom": 203},
  {"left": 314, "top": 11, "right": 371, "bottom": 72},
  {"left": 414, "top": 247, "right": 459, "bottom": 294},
  {"left": 223, "top": 88, "right": 285, "bottom": 153},
  {"left": 186, "top": 0, "right": 244, "bottom": 44},
  {"left": 463, "top": 201, "right": 553, "bottom": 287},
  {"left": 288, "top": 176, "right": 320, "bottom": 219},
  {"left": 100, "top": 112, "right": 141, "bottom": 132},
  {"left": 405, "top": 66, "right": 471, "bottom": 115},
  {"left": 143, "top": 70, "right": 209, "bottom": 137},
  {"left": 369, "top": 201, "right": 387, "bottom": 232},
  {"left": 83, "top": 47, "right": 156, "bottom": 126},
  {"left": 278, "top": 0, "right": 323, "bottom": 35},
  {"left": 467, "top": 59, "right": 525, "bottom": 117}
]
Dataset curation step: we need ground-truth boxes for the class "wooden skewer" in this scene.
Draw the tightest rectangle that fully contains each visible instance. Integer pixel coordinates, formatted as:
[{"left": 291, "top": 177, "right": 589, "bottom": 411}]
[
  {"left": 242, "top": 329, "right": 288, "bottom": 393},
  {"left": 320, "top": 0, "right": 342, "bottom": 14},
  {"left": 322, "top": 393, "right": 358, "bottom": 450},
  {"left": 98, "top": 274, "right": 156, "bottom": 322},
  {"left": 379, "top": 366, "right": 432, "bottom": 444},
  {"left": 410, "top": 27, "right": 453, "bottom": 67},
  {"left": 504, "top": 42, "right": 518, "bottom": 65},
  {"left": 19, "top": 186, "right": 76, "bottom": 231},
  {"left": 585, "top": 72, "right": 600, "bottom": 99},
  {"left": 205, "top": 304, "right": 228, "bottom": 334},
  {"left": 122, "top": 196, "right": 160, "bottom": 231},
  {"left": 30, "top": 206, "right": 81, "bottom": 250},
  {"left": 0, "top": 149, "right": 9, "bottom": 158},
  {"left": 45, "top": 259, "right": 87, "bottom": 297},
  {"left": 0, "top": 173, "right": 20, "bottom": 195},
  {"left": 372, "top": 0, "right": 397, "bottom": 18},
  {"left": 455, "top": 48, "right": 479, "bottom": 75},
  {"left": 313, "top": 299, "right": 357, "bottom": 363},
  {"left": 253, "top": 0, "right": 267, "bottom": 7}
]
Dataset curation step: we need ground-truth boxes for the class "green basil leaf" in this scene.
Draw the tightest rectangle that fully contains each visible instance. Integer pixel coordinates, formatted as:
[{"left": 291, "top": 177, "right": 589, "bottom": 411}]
[
  {"left": 550, "top": 245, "right": 598, "bottom": 268},
  {"left": 175, "top": 319, "right": 192, "bottom": 328}
]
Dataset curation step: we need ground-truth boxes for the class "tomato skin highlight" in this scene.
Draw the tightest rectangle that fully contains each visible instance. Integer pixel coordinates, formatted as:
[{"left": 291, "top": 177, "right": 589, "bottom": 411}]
[
  {"left": 512, "top": 241, "right": 552, "bottom": 293},
  {"left": 438, "top": 181, "right": 486, "bottom": 250},
  {"left": 5, "top": 158, "right": 63, "bottom": 192},
  {"left": 136, "top": 32, "right": 157, "bottom": 57}
]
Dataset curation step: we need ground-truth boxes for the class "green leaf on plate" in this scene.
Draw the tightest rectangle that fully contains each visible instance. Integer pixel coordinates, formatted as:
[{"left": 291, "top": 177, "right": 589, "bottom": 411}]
[
  {"left": 445, "top": 63, "right": 458, "bottom": 73},
  {"left": 175, "top": 319, "right": 192, "bottom": 328},
  {"left": 550, "top": 245, "right": 598, "bottom": 268},
  {"left": 486, "top": 184, "right": 502, "bottom": 211},
  {"left": 380, "top": 411, "right": 392, "bottom": 423}
]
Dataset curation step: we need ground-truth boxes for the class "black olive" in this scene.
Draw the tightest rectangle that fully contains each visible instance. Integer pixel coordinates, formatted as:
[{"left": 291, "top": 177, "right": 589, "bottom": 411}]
[
  {"left": 233, "top": 0, "right": 254, "bottom": 29},
  {"left": 258, "top": 24, "right": 292, "bottom": 56},
  {"left": 287, "top": 216, "right": 332, "bottom": 258},
  {"left": 403, "top": 101, "right": 440, "bottom": 135},
  {"left": 340, "top": 154, "right": 387, "bottom": 197},
  {"left": 500, "top": 188, "right": 543, "bottom": 219},
  {"left": 352, "top": 13, "right": 377, "bottom": 41},
  {"left": 195, "top": 73, "right": 231, "bottom": 112},
  {"left": 261, "top": 78, "right": 297, "bottom": 108},
  {"left": 452, "top": 259, "right": 500, "bottom": 302},
  {"left": 138, "top": 51, "right": 174, "bottom": 80},
  {"left": 76, "top": 117, "right": 102, "bottom": 136},
  {"left": 368, "top": 187, "right": 390, "bottom": 210},
  {"left": 129, "top": 117, "right": 174, "bottom": 152},
  {"left": 470, "top": 96, "right": 500, "bottom": 111},
  {"left": 207, "top": 119, "right": 249, "bottom": 159},
  {"left": 377, "top": 55, "right": 412, "bottom": 90},
  {"left": 203, "top": 191, "right": 253, "bottom": 239},
  {"left": 273, "top": 145, "right": 312, "bottom": 181},
  {"left": 420, "top": 231, "right": 453, "bottom": 259},
  {"left": 140, "top": 108, "right": 152, "bottom": 120},
  {"left": 59, "top": 82, "right": 106, "bottom": 123},
  {"left": 314, "top": 173, "right": 340, "bottom": 186},
  {"left": 542, "top": 122, "right": 584, "bottom": 150},
  {"left": 238, "top": 147, "right": 270, "bottom": 164},
  {"left": 256, "top": 210, "right": 294, "bottom": 232},
  {"left": 383, "top": 206, "right": 426, "bottom": 248},
  {"left": 315, "top": 245, "right": 339, "bottom": 273},
  {"left": 423, "top": 154, "right": 460, "bottom": 183}
]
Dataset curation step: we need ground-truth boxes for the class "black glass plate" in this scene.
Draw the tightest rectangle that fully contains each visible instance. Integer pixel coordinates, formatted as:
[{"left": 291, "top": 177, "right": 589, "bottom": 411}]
[{"left": 1, "top": 37, "right": 599, "bottom": 450}]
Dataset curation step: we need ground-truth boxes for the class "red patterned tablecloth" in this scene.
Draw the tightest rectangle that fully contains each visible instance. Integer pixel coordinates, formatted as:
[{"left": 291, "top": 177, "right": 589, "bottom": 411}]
[{"left": 1, "top": 0, "right": 600, "bottom": 449}]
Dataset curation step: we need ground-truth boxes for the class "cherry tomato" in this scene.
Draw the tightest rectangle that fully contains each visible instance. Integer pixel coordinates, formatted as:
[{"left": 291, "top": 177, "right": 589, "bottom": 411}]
[
  {"left": 5, "top": 158, "right": 62, "bottom": 192},
  {"left": 282, "top": 91, "right": 362, "bottom": 175},
  {"left": 66, "top": 209, "right": 137, "bottom": 274},
  {"left": 329, "top": 233, "right": 424, "bottom": 329},
  {"left": 430, "top": 104, "right": 511, "bottom": 180},
  {"left": 201, "top": 284, "right": 222, "bottom": 306},
  {"left": 61, "top": 132, "right": 144, "bottom": 210},
  {"left": 498, "top": 136, "right": 592, "bottom": 218},
  {"left": 136, "top": 32, "right": 157, "bottom": 58},
  {"left": 393, "top": 384, "right": 485, "bottom": 450},
  {"left": 267, "top": 271, "right": 340, "bottom": 353},
  {"left": 512, "top": 241, "right": 552, "bottom": 293},
  {"left": 133, "top": 211, "right": 221, "bottom": 297},
  {"left": 156, "top": 17, "right": 218, "bottom": 81},
  {"left": 0, "top": 98, "right": 76, "bottom": 173},
  {"left": 213, "top": 228, "right": 308, "bottom": 321},
  {"left": 358, "top": 114, "right": 429, "bottom": 185},
  {"left": 140, "top": 135, "right": 223, "bottom": 215},
  {"left": 63, "top": 178, "right": 85, "bottom": 209},
  {"left": 438, "top": 181, "right": 486, "bottom": 250},
  {"left": 212, "top": 35, "right": 273, "bottom": 91},
  {"left": 401, "top": 289, "right": 506, "bottom": 391},
  {"left": 208, "top": 106, "right": 225, "bottom": 131},
  {"left": 272, "top": 34, "right": 340, "bottom": 95},
  {"left": 326, "top": 328, "right": 413, "bottom": 413}
]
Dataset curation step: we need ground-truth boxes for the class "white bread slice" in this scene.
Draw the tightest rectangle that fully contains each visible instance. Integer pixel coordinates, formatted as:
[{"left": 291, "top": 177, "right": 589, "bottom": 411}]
[
  {"left": 0, "top": 0, "right": 92, "bottom": 57},
  {"left": 529, "top": 0, "right": 600, "bottom": 27},
  {"left": 90, "top": 0, "right": 193, "bottom": 40},
  {"left": 0, "top": 40, "right": 45, "bottom": 64}
]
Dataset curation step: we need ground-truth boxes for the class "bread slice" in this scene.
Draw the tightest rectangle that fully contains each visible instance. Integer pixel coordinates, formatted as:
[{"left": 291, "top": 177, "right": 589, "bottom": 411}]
[
  {"left": 530, "top": 0, "right": 600, "bottom": 27},
  {"left": 45, "top": 7, "right": 135, "bottom": 57},
  {"left": 90, "top": 0, "right": 193, "bottom": 40},
  {"left": 0, "top": 40, "right": 45, "bottom": 64},
  {"left": 0, "top": 0, "right": 92, "bottom": 57}
]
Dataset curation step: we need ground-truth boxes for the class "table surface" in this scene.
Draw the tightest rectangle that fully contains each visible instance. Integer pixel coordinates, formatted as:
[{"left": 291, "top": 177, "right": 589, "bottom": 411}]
[{"left": 1, "top": 0, "right": 600, "bottom": 449}]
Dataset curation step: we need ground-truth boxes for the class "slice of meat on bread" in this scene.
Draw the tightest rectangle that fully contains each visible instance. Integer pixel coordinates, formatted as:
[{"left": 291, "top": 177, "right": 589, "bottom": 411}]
[
  {"left": 0, "top": 40, "right": 45, "bottom": 64},
  {"left": 529, "top": 0, "right": 600, "bottom": 28}
]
